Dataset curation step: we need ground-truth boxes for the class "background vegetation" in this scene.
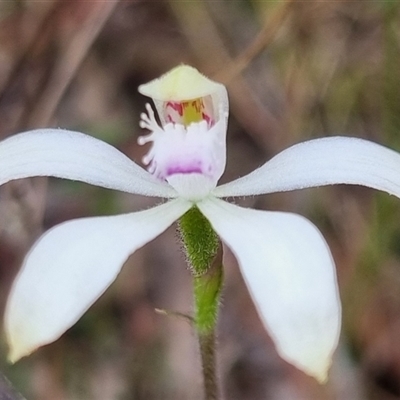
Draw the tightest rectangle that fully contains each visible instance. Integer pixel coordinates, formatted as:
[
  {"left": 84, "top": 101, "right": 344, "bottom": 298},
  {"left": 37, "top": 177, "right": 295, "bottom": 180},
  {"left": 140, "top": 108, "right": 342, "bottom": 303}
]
[{"left": 0, "top": 1, "right": 399, "bottom": 399}]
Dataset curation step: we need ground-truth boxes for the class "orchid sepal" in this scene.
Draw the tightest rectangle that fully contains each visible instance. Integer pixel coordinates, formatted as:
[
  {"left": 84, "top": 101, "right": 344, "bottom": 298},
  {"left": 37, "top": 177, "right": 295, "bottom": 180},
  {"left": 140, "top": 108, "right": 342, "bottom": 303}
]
[
  {"left": 138, "top": 65, "right": 228, "bottom": 127},
  {"left": 5, "top": 199, "right": 191, "bottom": 362},
  {"left": 213, "top": 136, "right": 400, "bottom": 199},
  {"left": 0, "top": 129, "right": 176, "bottom": 198},
  {"left": 198, "top": 197, "right": 341, "bottom": 382}
]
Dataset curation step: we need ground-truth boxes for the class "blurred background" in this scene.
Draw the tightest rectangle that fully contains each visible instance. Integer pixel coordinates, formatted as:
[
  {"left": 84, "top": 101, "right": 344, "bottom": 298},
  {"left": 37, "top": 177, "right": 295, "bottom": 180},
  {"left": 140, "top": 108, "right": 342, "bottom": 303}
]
[{"left": 0, "top": 0, "right": 399, "bottom": 399}]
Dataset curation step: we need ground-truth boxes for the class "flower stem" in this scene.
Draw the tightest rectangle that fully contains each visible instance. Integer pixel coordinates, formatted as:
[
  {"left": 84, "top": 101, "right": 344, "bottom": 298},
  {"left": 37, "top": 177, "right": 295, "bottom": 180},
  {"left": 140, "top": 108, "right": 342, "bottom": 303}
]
[
  {"left": 194, "top": 253, "right": 223, "bottom": 400},
  {"left": 198, "top": 330, "right": 218, "bottom": 400},
  {"left": 179, "top": 207, "right": 223, "bottom": 400}
]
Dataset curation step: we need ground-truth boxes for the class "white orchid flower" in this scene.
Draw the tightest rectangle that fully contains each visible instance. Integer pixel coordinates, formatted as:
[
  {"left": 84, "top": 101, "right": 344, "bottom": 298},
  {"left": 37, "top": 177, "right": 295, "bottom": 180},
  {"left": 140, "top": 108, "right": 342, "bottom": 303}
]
[{"left": 2, "top": 65, "right": 400, "bottom": 383}]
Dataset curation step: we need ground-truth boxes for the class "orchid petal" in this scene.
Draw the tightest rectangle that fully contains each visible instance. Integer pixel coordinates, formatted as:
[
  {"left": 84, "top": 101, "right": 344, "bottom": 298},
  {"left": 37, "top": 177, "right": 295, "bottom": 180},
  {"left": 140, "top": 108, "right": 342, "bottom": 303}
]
[
  {"left": 5, "top": 198, "right": 191, "bottom": 362},
  {"left": 214, "top": 136, "right": 400, "bottom": 198},
  {"left": 198, "top": 197, "right": 341, "bottom": 382},
  {"left": 0, "top": 129, "right": 176, "bottom": 198}
]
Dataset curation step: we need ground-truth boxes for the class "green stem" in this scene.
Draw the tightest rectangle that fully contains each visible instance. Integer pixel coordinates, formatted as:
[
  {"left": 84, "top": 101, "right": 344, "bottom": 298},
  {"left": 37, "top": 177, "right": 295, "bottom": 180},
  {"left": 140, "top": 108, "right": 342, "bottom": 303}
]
[
  {"left": 198, "top": 330, "right": 218, "bottom": 400},
  {"left": 179, "top": 207, "right": 223, "bottom": 400},
  {"left": 194, "top": 251, "right": 223, "bottom": 400}
]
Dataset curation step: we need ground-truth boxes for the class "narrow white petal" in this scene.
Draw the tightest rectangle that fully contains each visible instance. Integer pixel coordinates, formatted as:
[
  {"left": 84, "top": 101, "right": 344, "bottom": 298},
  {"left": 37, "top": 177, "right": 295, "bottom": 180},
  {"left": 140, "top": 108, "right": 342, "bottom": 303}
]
[
  {"left": 0, "top": 129, "right": 176, "bottom": 197},
  {"left": 5, "top": 198, "right": 191, "bottom": 362},
  {"left": 198, "top": 198, "right": 341, "bottom": 382},
  {"left": 214, "top": 136, "right": 400, "bottom": 198}
]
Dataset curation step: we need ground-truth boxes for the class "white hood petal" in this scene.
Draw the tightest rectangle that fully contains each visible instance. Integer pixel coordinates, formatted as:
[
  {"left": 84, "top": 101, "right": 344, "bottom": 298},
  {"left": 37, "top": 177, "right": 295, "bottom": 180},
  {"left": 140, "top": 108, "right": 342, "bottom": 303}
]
[
  {"left": 198, "top": 197, "right": 341, "bottom": 382},
  {"left": 0, "top": 129, "right": 176, "bottom": 198},
  {"left": 5, "top": 198, "right": 191, "bottom": 362},
  {"left": 214, "top": 136, "right": 400, "bottom": 198}
]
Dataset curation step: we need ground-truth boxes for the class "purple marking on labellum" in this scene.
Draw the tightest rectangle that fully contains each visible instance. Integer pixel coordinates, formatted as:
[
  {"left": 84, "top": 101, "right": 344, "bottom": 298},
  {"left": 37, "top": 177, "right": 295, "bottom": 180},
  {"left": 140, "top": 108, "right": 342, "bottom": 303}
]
[{"left": 166, "top": 161, "right": 203, "bottom": 176}]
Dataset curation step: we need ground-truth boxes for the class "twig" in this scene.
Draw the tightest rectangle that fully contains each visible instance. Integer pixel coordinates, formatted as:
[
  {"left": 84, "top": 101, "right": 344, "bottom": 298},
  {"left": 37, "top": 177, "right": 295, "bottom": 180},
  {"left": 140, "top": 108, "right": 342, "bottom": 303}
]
[
  {"left": 215, "top": 0, "right": 295, "bottom": 83},
  {"left": 0, "top": 372, "right": 26, "bottom": 400},
  {"left": 27, "top": 0, "right": 120, "bottom": 128}
]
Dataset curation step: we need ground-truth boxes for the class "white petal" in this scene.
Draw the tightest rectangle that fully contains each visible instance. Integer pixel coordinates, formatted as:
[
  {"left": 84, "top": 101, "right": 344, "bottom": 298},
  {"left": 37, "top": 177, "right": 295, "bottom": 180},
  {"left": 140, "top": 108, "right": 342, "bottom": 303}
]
[
  {"left": 198, "top": 197, "right": 341, "bottom": 382},
  {"left": 214, "top": 136, "right": 400, "bottom": 198},
  {"left": 0, "top": 129, "right": 176, "bottom": 197},
  {"left": 138, "top": 106, "right": 227, "bottom": 194},
  {"left": 5, "top": 198, "right": 191, "bottom": 362}
]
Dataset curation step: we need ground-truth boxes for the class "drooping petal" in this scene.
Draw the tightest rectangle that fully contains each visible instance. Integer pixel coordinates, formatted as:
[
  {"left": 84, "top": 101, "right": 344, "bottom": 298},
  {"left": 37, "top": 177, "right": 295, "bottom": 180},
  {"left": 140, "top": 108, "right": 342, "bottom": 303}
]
[
  {"left": 198, "top": 197, "right": 341, "bottom": 382},
  {"left": 0, "top": 129, "right": 176, "bottom": 198},
  {"left": 5, "top": 198, "right": 191, "bottom": 362},
  {"left": 214, "top": 136, "right": 400, "bottom": 198}
]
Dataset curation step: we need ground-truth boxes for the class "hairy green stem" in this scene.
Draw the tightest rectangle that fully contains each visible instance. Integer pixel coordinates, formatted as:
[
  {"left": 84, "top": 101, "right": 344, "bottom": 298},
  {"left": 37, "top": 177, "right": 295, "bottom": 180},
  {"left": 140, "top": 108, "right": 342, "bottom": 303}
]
[
  {"left": 194, "top": 250, "right": 223, "bottom": 400},
  {"left": 179, "top": 207, "right": 223, "bottom": 400},
  {"left": 198, "top": 330, "right": 218, "bottom": 400}
]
